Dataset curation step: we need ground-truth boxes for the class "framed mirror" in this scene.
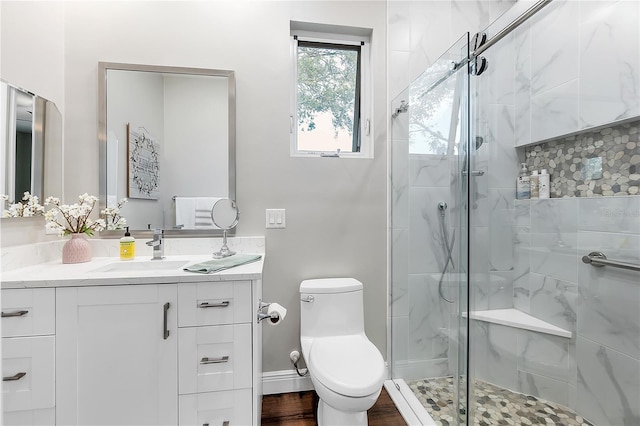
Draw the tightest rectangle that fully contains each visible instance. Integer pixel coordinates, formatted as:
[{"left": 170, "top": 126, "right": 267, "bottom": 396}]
[
  {"left": 1, "top": 80, "right": 63, "bottom": 213},
  {"left": 98, "top": 62, "right": 236, "bottom": 236}
]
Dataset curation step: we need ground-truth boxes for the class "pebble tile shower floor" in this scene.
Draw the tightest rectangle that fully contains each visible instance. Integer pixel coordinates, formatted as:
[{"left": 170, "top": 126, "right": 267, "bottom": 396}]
[{"left": 408, "top": 377, "right": 593, "bottom": 426}]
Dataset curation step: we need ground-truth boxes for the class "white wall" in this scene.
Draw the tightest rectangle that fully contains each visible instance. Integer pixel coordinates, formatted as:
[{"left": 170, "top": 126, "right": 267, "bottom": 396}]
[
  {"left": 162, "top": 75, "right": 229, "bottom": 229},
  {"left": 60, "top": 1, "right": 388, "bottom": 373},
  {"left": 106, "top": 69, "right": 165, "bottom": 229},
  {"left": 0, "top": 1, "right": 65, "bottom": 247},
  {"left": 0, "top": 0, "right": 386, "bottom": 374}
]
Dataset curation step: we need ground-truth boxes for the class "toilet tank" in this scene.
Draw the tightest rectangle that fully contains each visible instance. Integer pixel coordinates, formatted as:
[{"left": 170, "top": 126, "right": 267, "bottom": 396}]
[{"left": 300, "top": 278, "right": 365, "bottom": 338}]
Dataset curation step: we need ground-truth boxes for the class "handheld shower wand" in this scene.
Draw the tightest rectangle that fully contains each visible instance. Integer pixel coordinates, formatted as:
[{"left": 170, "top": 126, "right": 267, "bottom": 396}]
[{"left": 437, "top": 202, "right": 455, "bottom": 304}]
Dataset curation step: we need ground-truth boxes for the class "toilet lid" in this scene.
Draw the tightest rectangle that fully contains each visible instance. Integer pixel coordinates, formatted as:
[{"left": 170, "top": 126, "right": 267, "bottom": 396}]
[{"left": 308, "top": 335, "right": 385, "bottom": 397}]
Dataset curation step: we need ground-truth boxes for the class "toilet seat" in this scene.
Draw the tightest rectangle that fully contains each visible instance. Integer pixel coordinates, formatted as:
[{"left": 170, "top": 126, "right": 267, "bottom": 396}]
[{"left": 308, "top": 335, "right": 385, "bottom": 398}]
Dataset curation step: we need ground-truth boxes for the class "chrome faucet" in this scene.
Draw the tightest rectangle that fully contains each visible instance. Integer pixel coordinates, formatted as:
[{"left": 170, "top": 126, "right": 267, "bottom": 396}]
[{"left": 146, "top": 229, "right": 164, "bottom": 260}]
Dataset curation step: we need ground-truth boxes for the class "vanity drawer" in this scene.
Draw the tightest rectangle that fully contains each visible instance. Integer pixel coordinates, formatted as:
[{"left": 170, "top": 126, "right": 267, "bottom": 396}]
[
  {"left": 2, "top": 336, "right": 55, "bottom": 413},
  {"left": 178, "top": 324, "right": 251, "bottom": 394},
  {"left": 178, "top": 281, "right": 251, "bottom": 327},
  {"left": 179, "top": 388, "right": 252, "bottom": 426},
  {"left": 2, "top": 289, "right": 55, "bottom": 338}
]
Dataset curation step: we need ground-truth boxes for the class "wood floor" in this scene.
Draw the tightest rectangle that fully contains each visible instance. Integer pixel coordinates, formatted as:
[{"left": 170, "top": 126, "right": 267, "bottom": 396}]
[{"left": 261, "top": 388, "right": 406, "bottom": 425}]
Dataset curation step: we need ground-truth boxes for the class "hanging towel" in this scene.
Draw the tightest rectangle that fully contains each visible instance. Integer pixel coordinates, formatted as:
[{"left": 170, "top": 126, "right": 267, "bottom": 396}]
[
  {"left": 174, "top": 197, "right": 222, "bottom": 229},
  {"left": 194, "top": 197, "right": 222, "bottom": 228},
  {"left": 175, "top": 197, "right": 196, "bottom": 229},
  {"left": 184, "top": 254, "right": 262, "bottom": 274}
]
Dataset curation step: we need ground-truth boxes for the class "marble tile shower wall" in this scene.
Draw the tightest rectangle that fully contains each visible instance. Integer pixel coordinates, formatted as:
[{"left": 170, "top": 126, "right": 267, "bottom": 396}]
[
  {"left": 514, "top": 0, "right": 640, "bottom": 146},
  {"left": 478, "top": 196, "right": 640, "bottom": 426},
  {"left": 389, "top": 0, "right": 516, "bottom": 381},
  {"left": 390, "top": 4, "right": 640, "bottom": 411}
]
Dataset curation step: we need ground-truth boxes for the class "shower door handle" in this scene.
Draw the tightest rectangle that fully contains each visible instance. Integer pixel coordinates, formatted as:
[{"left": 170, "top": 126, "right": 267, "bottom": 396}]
[{"left": 462, "top": 170, "right": 485, "bottom": 176}]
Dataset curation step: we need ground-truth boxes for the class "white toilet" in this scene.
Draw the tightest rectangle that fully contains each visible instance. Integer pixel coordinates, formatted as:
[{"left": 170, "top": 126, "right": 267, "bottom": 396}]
[{"left": 300, "top": 278, "right": 385, "bottom": 426}]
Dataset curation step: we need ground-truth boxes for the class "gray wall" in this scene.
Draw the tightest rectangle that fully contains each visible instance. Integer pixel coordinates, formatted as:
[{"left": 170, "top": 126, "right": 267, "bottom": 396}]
[{"left": 1, "top": 1, "right": 388, "bottom": 373}]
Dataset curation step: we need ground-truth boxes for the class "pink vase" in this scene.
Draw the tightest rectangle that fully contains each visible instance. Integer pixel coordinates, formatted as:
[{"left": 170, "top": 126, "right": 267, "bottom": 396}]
[{"left": 62, "top": 233, "right": 92, "bottom": 264}]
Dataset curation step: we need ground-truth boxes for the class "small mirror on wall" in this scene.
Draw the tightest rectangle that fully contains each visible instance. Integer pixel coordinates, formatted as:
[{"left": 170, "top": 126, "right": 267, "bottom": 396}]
[{"left": 1, "top": 80, "right": 63, "bottom": 217}]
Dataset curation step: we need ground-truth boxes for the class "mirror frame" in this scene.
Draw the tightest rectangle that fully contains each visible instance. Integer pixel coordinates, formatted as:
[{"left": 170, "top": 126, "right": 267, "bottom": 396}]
[{"left": 98, "top": 62, "right": 236, "bottom": 237}]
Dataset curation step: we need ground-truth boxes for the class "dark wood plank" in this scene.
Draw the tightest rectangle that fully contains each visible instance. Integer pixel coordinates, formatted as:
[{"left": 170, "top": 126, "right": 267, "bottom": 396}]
[
  {"left": 368, "top": 388, "right": 407, "bottom": 425},
  {"left": 261, "top": 388, "right": 406, "bottom": 426}
]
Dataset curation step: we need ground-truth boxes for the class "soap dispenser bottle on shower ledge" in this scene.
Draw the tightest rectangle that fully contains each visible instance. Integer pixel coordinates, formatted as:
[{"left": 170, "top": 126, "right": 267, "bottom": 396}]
[
  {"left": 516, "top": 163, "right": 530, "bottom": 200},
  {"left": 530, "top": 170, "right": 540, "bottom": 199},
  {"left": 539, "top": 169, "right": 550, "bottom": 199}
]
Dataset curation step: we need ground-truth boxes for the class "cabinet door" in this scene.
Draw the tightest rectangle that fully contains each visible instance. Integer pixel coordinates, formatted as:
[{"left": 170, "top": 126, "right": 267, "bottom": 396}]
[{"left": 56, "top": 284, "right": 178, "bottom": 426}]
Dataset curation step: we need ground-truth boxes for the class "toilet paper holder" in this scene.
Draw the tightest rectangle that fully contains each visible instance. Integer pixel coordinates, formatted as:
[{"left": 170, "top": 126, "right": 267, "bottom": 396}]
[{"left": 257, "top": 300, "right": 280, "bottom": 324}]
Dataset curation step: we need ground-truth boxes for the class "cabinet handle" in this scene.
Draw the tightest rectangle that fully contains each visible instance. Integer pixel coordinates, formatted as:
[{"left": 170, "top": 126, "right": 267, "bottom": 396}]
[
  {"left": 202, "top": 422, "right": 229, "bottom": 426},
  {"left": 200, "top": 356, "right": 229, "bottom": 364},
  {"left": 199, "top": 301, "right": 230, "bottom": 308},
  {"left": 3, "top": 372, "right": 26, "bottom": 381},
  {"left": 1, "top": 310, "right": 28, "bottom": 318},
  {"left": 163, "top": 302, "right": 170, "bottom": 340}
]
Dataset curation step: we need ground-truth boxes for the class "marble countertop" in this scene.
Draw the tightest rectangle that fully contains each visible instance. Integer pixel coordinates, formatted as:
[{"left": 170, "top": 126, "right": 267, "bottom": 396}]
[{"left": 0, "top": 254, "right": 264, "bottom": 289}]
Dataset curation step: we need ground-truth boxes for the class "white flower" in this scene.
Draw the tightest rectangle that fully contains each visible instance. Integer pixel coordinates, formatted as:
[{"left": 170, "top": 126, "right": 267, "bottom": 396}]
[
  {"left": 45, "top": 196, "right": 59, "bottom": 205},
  {"left": 0, "top": 192, "right": 44, "bottom": 218},
  {"left": 101, "top": 198, "right": 128, "bottom": 230},
  {"left": 43, "top": 193, "right": 107, "bottom": 236}
]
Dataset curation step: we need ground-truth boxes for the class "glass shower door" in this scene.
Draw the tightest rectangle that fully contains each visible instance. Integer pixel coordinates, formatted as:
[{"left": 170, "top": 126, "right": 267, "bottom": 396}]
[{"left": 389, "top": 33, "right": 471, "bottom": 425}]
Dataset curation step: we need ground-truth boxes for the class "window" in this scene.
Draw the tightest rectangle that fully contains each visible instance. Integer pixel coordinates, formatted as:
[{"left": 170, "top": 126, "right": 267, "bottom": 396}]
[{"left": 290, "top": 25, "right": 372, "bottom": 158}]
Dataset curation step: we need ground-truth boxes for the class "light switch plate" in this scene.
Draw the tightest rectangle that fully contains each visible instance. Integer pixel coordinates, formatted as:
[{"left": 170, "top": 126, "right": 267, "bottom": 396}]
[{"left": 265, "top": 209, "right": 286, "bottom": 229}]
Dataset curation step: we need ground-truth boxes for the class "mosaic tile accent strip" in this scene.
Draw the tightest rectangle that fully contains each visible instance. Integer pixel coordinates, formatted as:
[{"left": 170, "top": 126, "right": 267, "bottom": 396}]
[
  {"left": 408, "top": 376, "right": 593, "bottom": 426},
  {"left": 524, "top": 120, "right": 640, "bottom": 198}
]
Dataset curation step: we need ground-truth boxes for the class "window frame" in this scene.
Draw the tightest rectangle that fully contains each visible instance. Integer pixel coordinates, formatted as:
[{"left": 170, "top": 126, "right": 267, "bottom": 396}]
[{"left": 290, "top": 31, "right": 372, "bottom": 159}]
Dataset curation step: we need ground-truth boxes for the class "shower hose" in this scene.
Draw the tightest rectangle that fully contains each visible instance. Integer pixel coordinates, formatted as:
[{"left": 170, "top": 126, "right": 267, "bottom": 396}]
[{"left": 438, "top": 203, "right": 456, "bottom": 304}]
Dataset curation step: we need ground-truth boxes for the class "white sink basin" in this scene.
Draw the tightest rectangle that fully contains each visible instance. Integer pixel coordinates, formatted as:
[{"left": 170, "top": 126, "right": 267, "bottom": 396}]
[{"left": 90, "top": 260, "right": 189, "bottom": 273}]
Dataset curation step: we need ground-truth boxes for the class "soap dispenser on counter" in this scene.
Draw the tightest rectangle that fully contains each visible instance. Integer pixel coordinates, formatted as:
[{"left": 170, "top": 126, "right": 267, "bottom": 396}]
[{"left": 120, "top": 227, "right": 135, "bottom": 260}]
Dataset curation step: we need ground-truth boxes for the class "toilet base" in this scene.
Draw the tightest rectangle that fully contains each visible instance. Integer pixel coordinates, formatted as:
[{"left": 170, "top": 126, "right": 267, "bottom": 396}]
[{"left": 318, "top": 399, "right": 368, "bottom": 426}]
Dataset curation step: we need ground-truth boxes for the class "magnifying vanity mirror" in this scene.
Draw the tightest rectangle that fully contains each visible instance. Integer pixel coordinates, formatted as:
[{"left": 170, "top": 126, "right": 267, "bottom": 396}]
[
  {"left": 211, "top": 198, "right": 239, "bottom": 258},
  {"left": 1, "top": 80, "right": 63, "bottom": 212},
  {"left": 98, "top": 62, "right": 236, "bottom": 236}
]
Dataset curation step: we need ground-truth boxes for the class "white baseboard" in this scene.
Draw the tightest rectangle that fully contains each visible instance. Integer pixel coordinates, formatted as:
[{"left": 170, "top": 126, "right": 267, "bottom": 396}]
[{"left": 262, "top": 369, "right": 314, "bottom": 395}]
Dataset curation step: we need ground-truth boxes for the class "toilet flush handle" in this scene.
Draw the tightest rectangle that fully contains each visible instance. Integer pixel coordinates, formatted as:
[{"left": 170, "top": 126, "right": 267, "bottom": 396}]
[{"left": 300, "top": 295, "right": 314, "bottom": 303}]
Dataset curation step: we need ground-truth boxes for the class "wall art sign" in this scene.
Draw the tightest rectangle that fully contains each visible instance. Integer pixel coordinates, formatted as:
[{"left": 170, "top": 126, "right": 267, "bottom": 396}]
[{"left": 127, "top": 123, "right": 160, "bottom": 199}]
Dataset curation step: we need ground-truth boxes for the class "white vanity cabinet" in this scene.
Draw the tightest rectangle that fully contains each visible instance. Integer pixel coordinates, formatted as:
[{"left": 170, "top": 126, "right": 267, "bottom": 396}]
[
  {"left": 177, "top": 281, "right": 255, "bottom": 426},
  {"left": 50, "top": 278, "right": 262, "bottom": 426},
  {"left": 55, "top": 284, "right": 179, "bottom": 425},
  {"left": 1, "top": 250, "right": 264, "bottom": 426},
  {"left": 2, "top": 288, "right": 56, "bottom": 426}
]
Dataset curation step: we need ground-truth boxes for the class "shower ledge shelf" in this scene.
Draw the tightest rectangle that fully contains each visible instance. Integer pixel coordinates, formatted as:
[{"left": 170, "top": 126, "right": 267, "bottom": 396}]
[{"left": 462, "top": 308, "right": 572, "bottom": 338}]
